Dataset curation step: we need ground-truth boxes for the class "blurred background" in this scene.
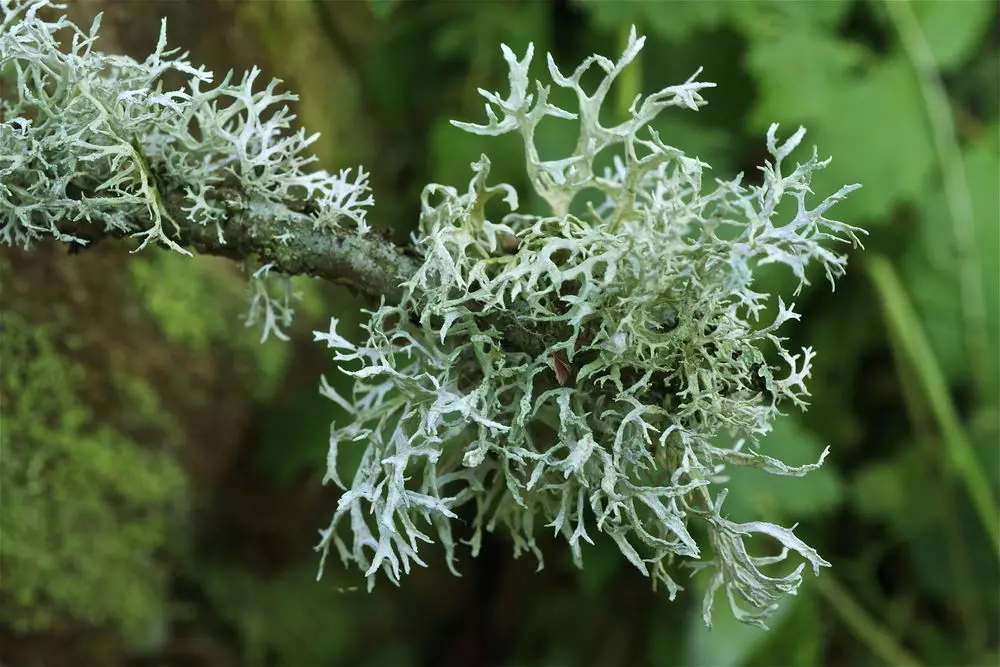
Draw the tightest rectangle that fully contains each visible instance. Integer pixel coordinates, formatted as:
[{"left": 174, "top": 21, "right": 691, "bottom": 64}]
[{"left": 1, "top": 1, "right": 997, "bottom": 666}]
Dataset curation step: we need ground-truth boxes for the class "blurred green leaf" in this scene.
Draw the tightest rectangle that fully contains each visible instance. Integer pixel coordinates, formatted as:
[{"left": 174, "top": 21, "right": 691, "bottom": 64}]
[
  {"left": 745, "top": 28, "right": 859, "bottom": 124},
  {"left": 731, "top": 0, "right": 852, "bottom": 31},
  {"left": 432, "top": 2, "right": 549, "bottom": 62},
  {"left": 817, "top": 56, "right": 936, "bottom": 222},
  {"left": 810, "top": 56, "right": 936, "bottom": 222},
  {"left": 744, "top": 14, "right": 936, "bottom": 224},
  {"left": 368, "top": 0, "right": 399, "bottom": 21},
  {"left": 910, "top": 0, "right": 996, "bottom": 70},
  {"left": 722, "top": 417, "right": 844, "bottom": 524},
  {"left": 577, "top": 0, "right": 727, "bottom": 43},
  {"left": 902, "top": 129, "right": 1000, "bottom": 391}
]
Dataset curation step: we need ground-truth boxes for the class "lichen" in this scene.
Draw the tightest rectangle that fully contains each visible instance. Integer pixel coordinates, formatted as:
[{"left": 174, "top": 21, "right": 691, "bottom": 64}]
[
  {"left": 1, "top": 0, "right": 373, "bottom": 341},
  {"left": 0, "top": 0, "right": 373, "bottom": 250},
  {"left": 315, "top": 29, "right": 864, "bottom": 628}
]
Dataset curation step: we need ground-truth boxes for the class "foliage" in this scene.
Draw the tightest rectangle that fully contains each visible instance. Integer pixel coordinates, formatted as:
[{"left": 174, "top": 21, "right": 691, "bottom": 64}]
[{"left": 315, "top": 28, "right": 863, "bottom": 628}]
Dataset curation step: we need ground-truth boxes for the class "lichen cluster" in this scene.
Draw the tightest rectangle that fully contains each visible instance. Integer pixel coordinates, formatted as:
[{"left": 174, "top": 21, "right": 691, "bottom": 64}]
[
  {"left": 0, "top": 0, "right": 373, "bottom": 340},
  {"left": 315, "top": 29, "right": 863, "bottom": 627},
  {"left": 0, "top": 0, "right": 372, "bottom": 250}
]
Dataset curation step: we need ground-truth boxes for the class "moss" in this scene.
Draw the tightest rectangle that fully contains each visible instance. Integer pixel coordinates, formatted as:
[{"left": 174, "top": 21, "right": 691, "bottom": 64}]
[
  {"left": 129, "top": 253, "right": 234, "bottom": 352},
  {"left": 127, "top": 251, "right": 315, "bottom": 400},
  {"left": 0, "top": 311, "right": 187, "bottom": 650}
]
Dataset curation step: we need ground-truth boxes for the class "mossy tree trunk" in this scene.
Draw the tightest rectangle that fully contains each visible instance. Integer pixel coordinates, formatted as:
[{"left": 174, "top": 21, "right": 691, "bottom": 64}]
[{"left": 0, "top": 4, "right": 306, "bottom": 664}]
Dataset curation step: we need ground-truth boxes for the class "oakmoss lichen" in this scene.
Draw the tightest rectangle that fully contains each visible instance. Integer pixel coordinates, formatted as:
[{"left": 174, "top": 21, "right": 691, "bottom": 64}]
[{"left": 315, "top": 30, "right": 863, "bottom": 629}]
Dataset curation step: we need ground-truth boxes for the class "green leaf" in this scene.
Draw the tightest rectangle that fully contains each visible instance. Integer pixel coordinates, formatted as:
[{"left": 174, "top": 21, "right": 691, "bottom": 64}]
[
  {"left": 577, "top": 0, "right": 726, "bottom": 42},
  {"left": 745, "top": 28, "right": 859, "bottom": 124},
  {"left": 433, "top": 3, "right": 549, "bottom": 61},
  {"left": 910, "top": 0, "right": 996, "bottom": 70},
  {"left": 816, "top": 57, "right": 936, "bottom": 222},
  {"left": 731, "top": 0, "right": 852, "bottom": 32},
  {"left": 745, "top": 20, "right": 936, "bottom": 223}
]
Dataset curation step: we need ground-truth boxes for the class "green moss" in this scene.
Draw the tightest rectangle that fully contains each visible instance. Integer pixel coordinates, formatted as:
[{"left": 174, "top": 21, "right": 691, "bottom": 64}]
[
  {"left": 129, "top": 254, "right": 232, "bottom": 352},
  {"left": 0, "top": 312, "right": 186, "bottom": 649},
  {"left": 128, "top": 252, "right": 315, "bottom": 400}
]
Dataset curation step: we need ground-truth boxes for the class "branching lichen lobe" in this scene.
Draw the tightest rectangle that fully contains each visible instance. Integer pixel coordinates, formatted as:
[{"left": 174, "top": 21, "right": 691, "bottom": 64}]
[{"left": 314, "top": 29, "right": 864, "bottom": 629}]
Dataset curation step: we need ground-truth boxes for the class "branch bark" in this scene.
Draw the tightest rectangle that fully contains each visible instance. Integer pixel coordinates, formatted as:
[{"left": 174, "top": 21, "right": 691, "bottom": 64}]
[
  {"left": 56, "top": 186, "right": 422, "bottom": 306},
  {"left": 53, "top": 186, "right": 563, "bottom": 360}
]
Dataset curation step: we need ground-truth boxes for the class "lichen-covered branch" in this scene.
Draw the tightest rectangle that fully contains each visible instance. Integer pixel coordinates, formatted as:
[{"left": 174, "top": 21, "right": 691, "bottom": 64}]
[
  {"left": 1, "top": 0, "right": 420, "bottom": 331},
  {"left": 314, "top": 29, "right": 864, "bottom": 630},
  {"left": 4, "top": 0, "right": 868, "bottom": 629},
  {"left": 53, "top": 186, "right": 421, "bottom": 306}
]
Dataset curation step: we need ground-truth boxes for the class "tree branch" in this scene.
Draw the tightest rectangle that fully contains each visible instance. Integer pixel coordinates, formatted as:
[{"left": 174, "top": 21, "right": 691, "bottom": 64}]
[
  {"left": 53, "top": 186, "right": 563, "bottom": 359},
  {"left": 55, "top": 186, "right": 422, "bottom": 306}
]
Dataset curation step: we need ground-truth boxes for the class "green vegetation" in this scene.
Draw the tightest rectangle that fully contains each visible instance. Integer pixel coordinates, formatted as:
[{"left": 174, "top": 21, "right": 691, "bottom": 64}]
[{"left": 0, "top": 311, "right": 186, "bottom": 648}]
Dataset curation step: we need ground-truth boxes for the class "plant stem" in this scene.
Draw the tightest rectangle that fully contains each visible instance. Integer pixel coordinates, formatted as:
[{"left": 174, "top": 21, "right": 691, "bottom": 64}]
[
  {"left": 867, "top": 254, "right": 1000, "bottom": 558},
  {"left": 884, "top": 0, "right": 991, "bottom": 401},
  {"left": 814, "top": 575, "right": 924, "bottom": 667}
]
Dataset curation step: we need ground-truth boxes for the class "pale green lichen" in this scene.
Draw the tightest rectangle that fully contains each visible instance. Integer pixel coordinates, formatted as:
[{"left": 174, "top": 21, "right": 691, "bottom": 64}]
[
  {"left": 1, "top": 0, "right": 372, "bottom": 340},
  {"left": 315, "top": 29, "right": 863, "bottom": 628}
]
